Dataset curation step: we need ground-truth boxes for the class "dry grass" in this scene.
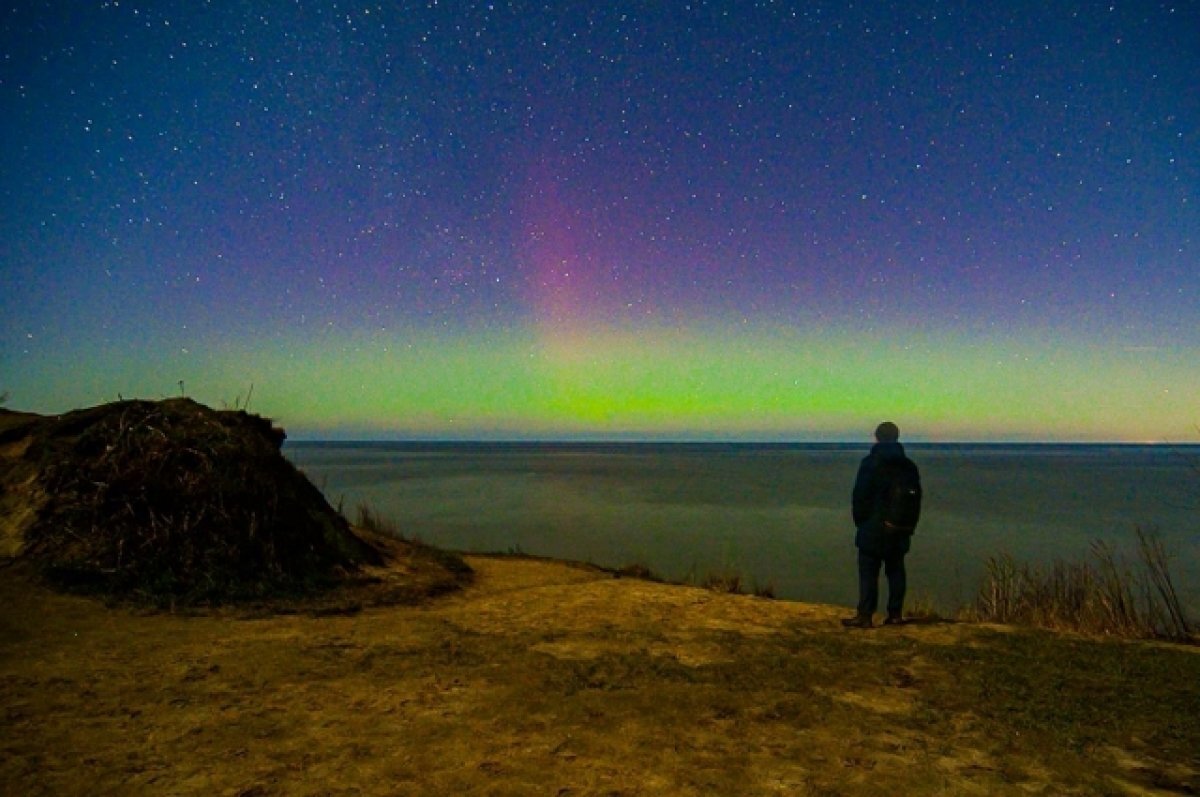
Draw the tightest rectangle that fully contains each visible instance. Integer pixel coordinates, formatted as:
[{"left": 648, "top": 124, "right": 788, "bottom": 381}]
[
  {"left": 968, "top": 526, "right": 1193, "bottom": 641},
  {"left": 2, "top": 554, "right": 1198, "bottom": 795},
  {"left": 695, "top": 569, "right": 777, "bottom": 598},
  {"left": 609, "top": 562, "right": 776, "bottom": 599},
  {"left": 354, "top": 502, "right": 473, "bottom": 581},
  {"left": 904, "top": 589, "right": 945, "bottom": 621},
  {"left": 354, "top": 501, "right": 404, "bottom": 538},
  {"left": 612, "top": 562, "right": 665, "bottom": 582}
]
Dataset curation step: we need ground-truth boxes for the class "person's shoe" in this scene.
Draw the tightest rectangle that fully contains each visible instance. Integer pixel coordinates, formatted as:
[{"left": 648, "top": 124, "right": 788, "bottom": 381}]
[
  {"left": 841, "top": 615, "right": 873, "bottom": 628},
  {"left": 883, "top": 615, "right": 905, "bottom": 626}
]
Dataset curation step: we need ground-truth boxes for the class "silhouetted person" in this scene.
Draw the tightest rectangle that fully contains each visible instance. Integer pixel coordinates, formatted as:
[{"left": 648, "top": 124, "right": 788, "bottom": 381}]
[{"left": 843, "top": 421, "right": 922, "bottom": 628}]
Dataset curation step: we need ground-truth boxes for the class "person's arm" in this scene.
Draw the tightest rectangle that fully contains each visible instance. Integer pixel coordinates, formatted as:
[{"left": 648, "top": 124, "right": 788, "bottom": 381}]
[{"left": 851, "top": 456, "right": 875, "bottom": 526}]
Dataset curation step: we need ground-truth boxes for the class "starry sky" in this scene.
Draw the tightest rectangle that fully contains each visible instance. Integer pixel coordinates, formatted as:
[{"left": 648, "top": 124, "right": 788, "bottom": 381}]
[{"left": 2, "top": 1, "right": 1197, "bottom": 441}]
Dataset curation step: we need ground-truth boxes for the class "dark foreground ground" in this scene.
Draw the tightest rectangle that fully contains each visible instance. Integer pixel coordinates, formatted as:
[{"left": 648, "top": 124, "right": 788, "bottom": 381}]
[{"left": 2, "top": 555, "right": 1198, "bottom": 796}]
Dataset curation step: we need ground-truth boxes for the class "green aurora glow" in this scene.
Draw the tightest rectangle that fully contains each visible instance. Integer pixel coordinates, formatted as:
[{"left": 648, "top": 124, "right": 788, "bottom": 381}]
[{"left": 13, "top": 324, "right": 1195, "bottom": 442}]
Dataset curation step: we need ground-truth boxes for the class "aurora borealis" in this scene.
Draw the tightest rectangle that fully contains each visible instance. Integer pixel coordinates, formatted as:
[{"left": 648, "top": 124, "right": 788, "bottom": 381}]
[{"left": 2, "top": 2, "right": 1197, "bottom": 441}]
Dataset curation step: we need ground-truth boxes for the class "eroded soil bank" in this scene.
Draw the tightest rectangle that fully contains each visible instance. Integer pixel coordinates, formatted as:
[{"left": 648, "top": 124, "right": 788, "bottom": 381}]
[{"left": 2, "top": 555, "right": 1198, "bottom": 795}]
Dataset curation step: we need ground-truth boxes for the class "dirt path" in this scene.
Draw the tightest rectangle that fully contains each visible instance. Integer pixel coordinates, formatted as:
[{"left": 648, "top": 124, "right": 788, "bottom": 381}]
[{"left": 1, "top": 556, "right": 1196, "bottom": 795}]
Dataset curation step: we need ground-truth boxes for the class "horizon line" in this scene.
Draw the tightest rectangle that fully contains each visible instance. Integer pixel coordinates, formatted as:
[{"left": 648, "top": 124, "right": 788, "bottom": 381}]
[{"left": 283, "top": 437, "right": 1198, "bottom": 447}]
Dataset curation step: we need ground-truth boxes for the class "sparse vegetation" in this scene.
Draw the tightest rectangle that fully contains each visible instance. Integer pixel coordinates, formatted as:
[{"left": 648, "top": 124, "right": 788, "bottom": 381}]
[
  {"left": 220, "top": 383, "right": 255, "bottom": 412},
  {"left": 355, "top": 501, "right": 403, "bottom": 538},
  {"left": 967, "top": 526, "right": 1193, "bottom": 641},
  {"left": 354, "top": 501, "right": 472, "bottom": 579},
  {"left": 694, "top": 568, "right": 777, "bottom": 599},
  {"left": 613, "top": 562, "right": 664, "bottom": 582},
  {"left": 697, "top": 569, "right": 745, "bottom": 594},
  {"left": 609, "top": 561, "right": 776, "bottom": 598},
  {"left": 904, "top": 589, "right": 945, "bottom": 621},
  {"left": 754, "top": 582, "right": 777, "bottom": 599}
]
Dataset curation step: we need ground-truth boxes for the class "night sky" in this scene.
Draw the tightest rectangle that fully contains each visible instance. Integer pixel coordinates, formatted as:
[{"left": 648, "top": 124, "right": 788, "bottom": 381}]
[{"left": 2, "top": 2, "right": 1197, "bottom": 441}]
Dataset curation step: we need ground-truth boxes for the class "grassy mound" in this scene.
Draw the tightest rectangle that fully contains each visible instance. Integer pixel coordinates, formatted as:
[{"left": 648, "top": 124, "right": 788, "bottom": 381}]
[{"left": 0, "top": 398, "right": 443, "bottom": 605}]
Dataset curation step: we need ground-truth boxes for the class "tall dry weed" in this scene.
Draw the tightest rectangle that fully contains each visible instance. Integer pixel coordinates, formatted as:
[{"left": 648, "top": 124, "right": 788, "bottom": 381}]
[{"left": 970, "top": 527, "right": 1192, "bottom": 641}]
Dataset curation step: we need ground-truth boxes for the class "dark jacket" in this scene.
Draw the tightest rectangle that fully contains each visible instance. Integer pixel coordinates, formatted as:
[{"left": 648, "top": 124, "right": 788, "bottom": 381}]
[{"left": 852, "top": 441, "right": 918, "bottom": 555}]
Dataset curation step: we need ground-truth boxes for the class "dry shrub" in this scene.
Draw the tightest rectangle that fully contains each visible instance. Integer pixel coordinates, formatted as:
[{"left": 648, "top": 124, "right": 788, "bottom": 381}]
[
  {"left": 699, "top": 570, "right": 744, "bottom": 594},
  {"left": 970, "top": 527, "right": 1192, "bottom": 641},
  {"left": 614, "top": 563, "right": 664, "bottom": 582},
  {"left": 19, "top": 398, "right": 384, "bottom": 604}
]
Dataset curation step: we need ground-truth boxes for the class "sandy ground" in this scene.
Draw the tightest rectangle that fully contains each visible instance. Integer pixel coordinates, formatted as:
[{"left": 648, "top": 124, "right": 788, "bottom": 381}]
[{"left": 2, "top": 555, "right": 1197, "bottom": 796}]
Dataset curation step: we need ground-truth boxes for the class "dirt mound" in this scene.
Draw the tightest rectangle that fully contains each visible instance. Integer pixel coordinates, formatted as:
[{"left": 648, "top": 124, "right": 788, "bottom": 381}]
[{"left": 0, "top": 398, "right": 464, "bottom": 605}]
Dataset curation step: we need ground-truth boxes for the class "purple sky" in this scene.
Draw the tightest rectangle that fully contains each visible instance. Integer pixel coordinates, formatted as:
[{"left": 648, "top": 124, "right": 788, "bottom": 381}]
[{"left": 2, "top": 2, "right": 1197, "bottom": 440}]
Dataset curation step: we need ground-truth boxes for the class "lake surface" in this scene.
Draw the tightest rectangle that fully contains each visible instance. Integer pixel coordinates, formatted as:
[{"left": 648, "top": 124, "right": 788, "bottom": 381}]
[{"left": 285, "top": 443, "right": 1200, "bottom": 615}]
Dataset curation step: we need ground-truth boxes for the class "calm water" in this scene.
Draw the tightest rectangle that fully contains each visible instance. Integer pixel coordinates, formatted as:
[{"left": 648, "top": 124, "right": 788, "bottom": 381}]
[{"left": 285, "top": 443, "right": 1200, "bottom": 615}]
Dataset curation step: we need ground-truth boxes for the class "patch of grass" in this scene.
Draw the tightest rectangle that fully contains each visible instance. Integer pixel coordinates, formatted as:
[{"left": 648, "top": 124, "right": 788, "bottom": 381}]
[
  {"left": 503, "top": 619, "right": 1200, "bottom": 791},
  {"left": 922, "top": 629, "right": 1200, "bottom": 766},
  {"left": 354, "top": 502, "right": 403, "bottom": 538},
  {"left": 607, "top": 562, "right": 777, "bottom": 598},
  {"left": 904, "top": 590, "right": 945, "bottom": 621},
  {"left": 353, "top": 502, "right": 472, "bottom": 579},
  {"left": 694, "top": 569, "right": 776, "bottom": 599},
  {"left": 697, "top": 569, "right": 745, "bottom": 594},
  {"left": 751, "top": 581, "right": 777, "bottom": 599},
  {"left": 1135, "top": 525, "right": 1192, "bottom": 639},
  {"left": 968, "top": 527, "right": 1194, "bottom": 641},
  {"left": 613, "top": 563, "right": 664, "bottom": 582},
  {"left": 4, "top": 549, "right": 1199, "bottom": 795}
]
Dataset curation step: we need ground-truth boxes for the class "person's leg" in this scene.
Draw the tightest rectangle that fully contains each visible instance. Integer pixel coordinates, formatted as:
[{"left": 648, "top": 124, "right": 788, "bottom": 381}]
[
  {"left": 856, "top": 550, "right": 882, "bottom": 618},
  {"left": 883, "top": 552, "right": 907, "bottom": 620}
]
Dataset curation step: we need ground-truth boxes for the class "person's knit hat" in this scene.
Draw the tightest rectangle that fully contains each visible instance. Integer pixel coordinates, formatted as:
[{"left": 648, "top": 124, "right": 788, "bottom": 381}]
[{"left": 875, "top": 421, "right": 899, "bottom": 442}]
